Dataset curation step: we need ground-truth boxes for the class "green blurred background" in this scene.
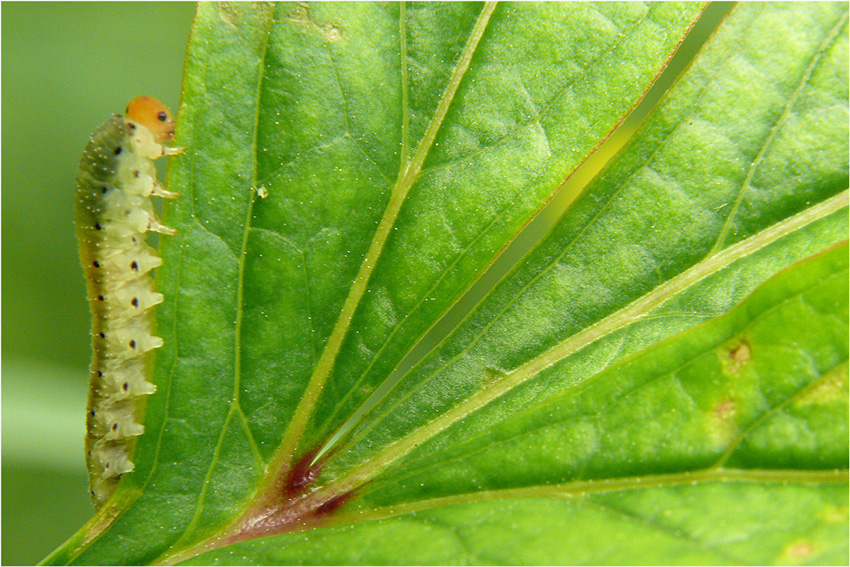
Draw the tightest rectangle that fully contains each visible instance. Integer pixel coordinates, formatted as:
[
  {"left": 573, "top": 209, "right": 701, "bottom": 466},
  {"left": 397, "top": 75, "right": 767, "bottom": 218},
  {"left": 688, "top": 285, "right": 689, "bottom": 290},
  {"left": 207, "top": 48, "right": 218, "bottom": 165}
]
[{"left": 2, "top": 3, "right": 195, "bottom": 563}]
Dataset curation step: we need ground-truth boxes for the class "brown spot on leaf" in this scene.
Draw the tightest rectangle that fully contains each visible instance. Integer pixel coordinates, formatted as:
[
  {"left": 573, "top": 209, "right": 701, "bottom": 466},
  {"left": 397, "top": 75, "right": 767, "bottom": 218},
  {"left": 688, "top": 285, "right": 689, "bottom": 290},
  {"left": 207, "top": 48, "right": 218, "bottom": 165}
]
[
  {"left": 287, "top": 4, "right": 310, "bottom": 25},
  {"left": 730, "top": 341, "right": 750, "bottom": 366},
  {"left": 782, "top": 540, "right": 816, "bottom": 561},
  {"left": 219, "top": 2, "right": 273, "bottom": 30},
  {"left": 314, "top": 490, "right": 353, "bottom": 517},
  {"left": 714, "top": 398, "right": 736, "bottom": 420},
  {"left": 720, "top": 339, "right": 751, "bottom": 374},
  {"left": 281, "top": 448, "right": 322, "bottom": 499},
  {"left": 284, "top": 4, "right": 342, "bottom": 43},
  {"left": 707, "top": 396, "right": 738, "bottom": 446},
  {"left": 324, "top": 25, "right": 343, "bottom": 42}
]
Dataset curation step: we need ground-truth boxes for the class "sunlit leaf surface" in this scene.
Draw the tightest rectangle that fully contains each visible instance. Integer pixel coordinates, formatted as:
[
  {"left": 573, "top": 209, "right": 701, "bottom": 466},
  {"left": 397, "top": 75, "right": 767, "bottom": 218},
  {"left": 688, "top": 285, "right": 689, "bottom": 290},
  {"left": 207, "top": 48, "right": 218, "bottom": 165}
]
[{"left": 46, "top": 3, "right": 847, "bottom": 565}]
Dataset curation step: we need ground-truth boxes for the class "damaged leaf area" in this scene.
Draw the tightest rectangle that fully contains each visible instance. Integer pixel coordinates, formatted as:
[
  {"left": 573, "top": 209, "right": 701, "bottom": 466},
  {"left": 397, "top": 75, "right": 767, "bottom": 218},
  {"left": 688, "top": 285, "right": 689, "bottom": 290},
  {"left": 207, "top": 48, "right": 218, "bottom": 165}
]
[{"left": 46, "top": 2, "right": 848, "bottom": 565}]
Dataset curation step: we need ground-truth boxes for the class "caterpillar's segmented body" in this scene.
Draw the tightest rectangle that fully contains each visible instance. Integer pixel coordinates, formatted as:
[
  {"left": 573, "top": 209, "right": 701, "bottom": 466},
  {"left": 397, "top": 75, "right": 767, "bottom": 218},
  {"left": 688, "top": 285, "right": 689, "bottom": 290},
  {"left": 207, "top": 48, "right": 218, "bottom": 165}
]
[{"left": 75, "top": 97, "right": 183, "bottom": 507}]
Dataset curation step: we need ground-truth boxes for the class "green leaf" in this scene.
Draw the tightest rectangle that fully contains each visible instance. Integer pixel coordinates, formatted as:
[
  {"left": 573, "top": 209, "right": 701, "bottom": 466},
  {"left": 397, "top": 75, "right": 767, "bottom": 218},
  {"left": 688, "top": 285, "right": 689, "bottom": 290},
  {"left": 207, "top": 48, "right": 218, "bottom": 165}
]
[
  {"left": 45, "top": 2, "right": 848, "bottom": 565},
  {"left": 192, "top": 242, "right": 850, "bottom": 566},
  {"left": 325, "top": 0, "right": 849, "bottom": 480}
]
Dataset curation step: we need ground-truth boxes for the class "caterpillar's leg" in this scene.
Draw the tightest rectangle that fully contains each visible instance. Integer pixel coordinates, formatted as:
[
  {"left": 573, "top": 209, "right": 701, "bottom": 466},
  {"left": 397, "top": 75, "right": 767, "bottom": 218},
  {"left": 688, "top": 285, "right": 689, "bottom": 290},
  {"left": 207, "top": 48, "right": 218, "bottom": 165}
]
[
  {"left": 151, "top": 180, "right": 180, "bottom": 199},
  {"left": 162, "top": 146, "right": 186, "bottom": 157},
  {"left": 148, "top": 217, "right": 177, "bottom": 236}
]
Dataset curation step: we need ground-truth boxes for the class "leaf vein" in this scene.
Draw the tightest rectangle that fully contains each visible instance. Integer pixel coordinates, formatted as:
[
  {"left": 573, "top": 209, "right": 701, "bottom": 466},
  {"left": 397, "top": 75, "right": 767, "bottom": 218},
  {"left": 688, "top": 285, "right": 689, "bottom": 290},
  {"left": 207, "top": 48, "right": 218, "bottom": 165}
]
[
  {"left": 711, "top": 10, "right": 850, "bottom": 253},
  {"left": 320, "top": 192, "right": 848, "bottom": 498},
  {"left": 273, "top": 0, "right": 498, "bottom": 468}
]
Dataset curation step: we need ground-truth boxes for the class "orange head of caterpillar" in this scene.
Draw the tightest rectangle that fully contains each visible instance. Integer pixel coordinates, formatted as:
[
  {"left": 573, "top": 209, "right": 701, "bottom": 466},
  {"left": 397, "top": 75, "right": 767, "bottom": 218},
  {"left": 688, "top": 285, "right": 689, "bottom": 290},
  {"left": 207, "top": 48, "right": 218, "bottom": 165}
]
[{"left": 125, "top": 96, "right": 177, "bottom": 143}]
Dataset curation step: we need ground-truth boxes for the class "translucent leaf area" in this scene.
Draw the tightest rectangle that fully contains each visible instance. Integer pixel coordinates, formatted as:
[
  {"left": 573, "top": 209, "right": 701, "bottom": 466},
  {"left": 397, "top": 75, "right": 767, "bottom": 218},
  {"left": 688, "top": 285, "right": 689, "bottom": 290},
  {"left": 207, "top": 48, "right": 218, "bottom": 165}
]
[{"left": 46, "top": 3, "right": 848, "bottom": 565}]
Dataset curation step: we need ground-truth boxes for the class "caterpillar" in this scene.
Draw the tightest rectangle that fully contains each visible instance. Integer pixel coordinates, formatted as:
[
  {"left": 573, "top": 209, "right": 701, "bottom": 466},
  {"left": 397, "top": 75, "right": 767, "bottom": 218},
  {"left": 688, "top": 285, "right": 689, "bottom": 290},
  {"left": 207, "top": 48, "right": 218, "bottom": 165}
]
[{"left": 75, "top": 96, "right": 184, "bottom": 507}]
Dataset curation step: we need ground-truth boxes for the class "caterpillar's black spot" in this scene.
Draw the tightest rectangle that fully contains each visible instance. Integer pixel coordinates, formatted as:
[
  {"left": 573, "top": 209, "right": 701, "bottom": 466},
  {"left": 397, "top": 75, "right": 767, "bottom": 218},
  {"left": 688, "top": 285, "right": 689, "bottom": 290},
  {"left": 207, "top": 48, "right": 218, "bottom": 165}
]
[
  {"left": 157, "top": 111, "right": 167, "bottom": 122},
  {"left": 90, "top": 409, "right": 96, "bottom": 417},
  {"left": 131, "top": 297, "right": 139, "bottom": 307},
  {"left": 128, "top": 123, "right": 136, "bottom": 130},
  {"left": 129, "top": 340, "right": 136, "bottom": 349},
  {"left": 133, "top": 170, "right": 140, "bottom": 178},
  {"left": 131, "top": 261, "right": 139, "bottom": 271},
  {"left": 123, "top": 382, "right": 129, "bottom": 392},
  {"left": 114, "top": 146, "right": 123, "bottom": 155},
  {"left": 112, "top": 423, "right": 119, "bottom": 431},
  {"left": 97, "top": 371, "right": 103, "bottom": 377},
  {"left": 92, "top": 260, "right": 100, "bottom": 268},
  {"left": 97, "top": 295, "right": 104, "bottom": 301},
  {"left": 94, "top": 222, "right": 102, "bottom": 230},
  {"left": 98, "top": 332, "right": 106, "bottom": 338}
]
